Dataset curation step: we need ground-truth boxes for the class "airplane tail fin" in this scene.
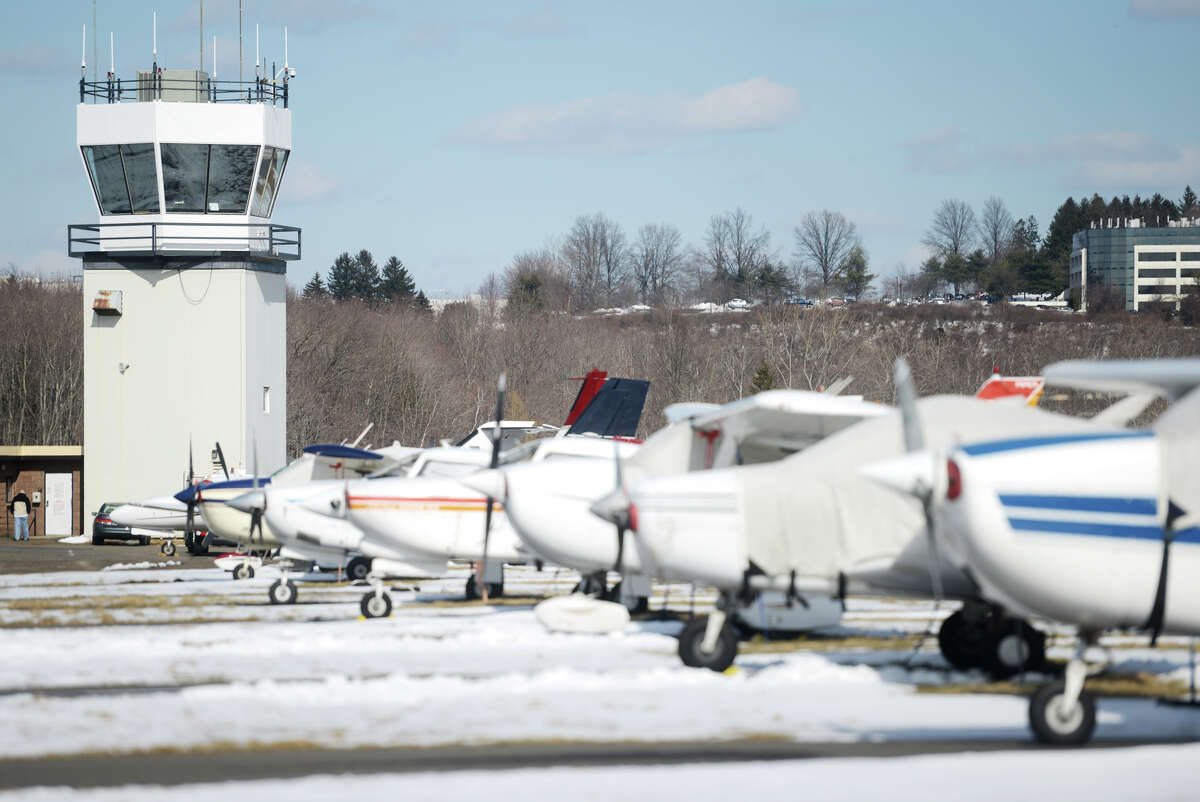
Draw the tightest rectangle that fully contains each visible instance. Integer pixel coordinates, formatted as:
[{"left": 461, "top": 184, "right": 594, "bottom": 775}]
[
  {"left": 974, "top": 369, "right": 1044, "bottom": 406},
  {"left": 567, "top": 377, "right": 650, "bottom": 438},
  {"left": 564, "top": 369, "right": 609, "bottom": 425}
]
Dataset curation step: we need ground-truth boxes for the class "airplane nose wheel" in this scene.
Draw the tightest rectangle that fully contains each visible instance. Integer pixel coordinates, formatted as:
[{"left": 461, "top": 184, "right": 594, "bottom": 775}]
[
  {"left": 160, "top": 540, "right": 176, "bottom": 557},
  {"left": 678, "top": 608, "right": 738, "bottom": 672},
  {"left": 232, "top": 562, "right": 255, "bottom": 580},
  {"left": 360, "top": 591, "right": 392, "bottom": 618},
  {"left": 1029, "top": 681, "right": 1096, "bottom": 744},
  {"left": 937, "top": 607, "right": 1045, "bottom": 678},
  {"left": 268, "top": 579, "right": 298, "bottom": 604}
]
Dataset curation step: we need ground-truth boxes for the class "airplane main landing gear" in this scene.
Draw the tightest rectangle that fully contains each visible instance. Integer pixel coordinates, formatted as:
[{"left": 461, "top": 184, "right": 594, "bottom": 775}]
[
  {"left": 345, "top": 556, "right": 372, "bottom": 582},
  {"left": 360, "top": 574, "right": 392, "bottom": 618},
  {"left": 603, "top": 579, "right": 650, "bottom": 615},
  {"left": 1028, "top": 637, "right": 1097, "bottom": 745},
  {"left": 937, "top": 605, "right": 1046, "bottom": 678},
  {"left": 678, "top": 604, "right": 738, "bottom": 672},
  {"left": 464, "top": 574, "right": 503, "bottom": 600}
]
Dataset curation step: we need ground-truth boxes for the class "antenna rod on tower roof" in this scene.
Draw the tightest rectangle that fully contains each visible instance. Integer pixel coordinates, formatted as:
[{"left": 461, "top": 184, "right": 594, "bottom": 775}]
[
  {"left": 109, "top": 31, "right": 114, "bottom": 75},
  {"left": 81, "top": 24, "right": 86, "bottom": 74},
  {"left": 199, "top": 0, "right": 204, "bottom": 72},
  {"left": 255, "top": 23, "right": 260, "bottom": 78},
  {"left": 239, "top": 0, "right": 243, "bottom": 84},
  {"left": 284, "top": 25, "right": 289, "bottom": 70},
  {"left": 92, "top": 0, "right": 96, "bottom": 83},
  {"left": 213, "top": 35, "right": 217, "bottom": 79},
  {"left": 153, "top": 11, "right": 157, "bottom": 58}
]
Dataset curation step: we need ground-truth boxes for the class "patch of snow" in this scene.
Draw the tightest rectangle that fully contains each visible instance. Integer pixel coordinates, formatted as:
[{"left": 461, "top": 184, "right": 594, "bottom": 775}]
[
  {"left": 100, "top": 561, "right": 182, "bottom": 571},
  {"left": 56, "top": 535, "right": 90, "bottom": 544}
]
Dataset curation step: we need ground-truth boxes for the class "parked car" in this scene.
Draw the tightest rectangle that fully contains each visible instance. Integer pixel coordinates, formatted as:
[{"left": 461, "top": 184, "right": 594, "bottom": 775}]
[
  {"left": 785, "top": 296, "right": 815, "bottom": 307},
  {"left": 92, "top": 502, "right": 151, "bottom": 545},
  {"left": 725, "top": 298, "right": 750, "bottom": 310}
]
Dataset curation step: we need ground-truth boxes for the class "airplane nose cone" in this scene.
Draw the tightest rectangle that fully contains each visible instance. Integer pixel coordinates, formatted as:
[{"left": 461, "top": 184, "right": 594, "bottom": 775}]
[
  {"left": 461, "top": 469, "right": 507, "bottom": 501},
  {"left": 589, "top": 488, "right": 630, "bottom": 529},
  {"left": 298, "top": 486, "right": 346, "bottom": 517},
  {"left": 227, "top": 489, "right": 266, "bottom": 514},
  {"left": 859, "top": 450, "right": 937, "bottom": 498}
]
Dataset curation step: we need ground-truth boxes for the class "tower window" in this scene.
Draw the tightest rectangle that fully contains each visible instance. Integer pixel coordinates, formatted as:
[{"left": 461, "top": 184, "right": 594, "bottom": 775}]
[
  {"left": 162, "top": 143, "right": 260, "bottom": 214},
  {"left": 262, "top": 386, "right": 270, "bottom": 414},
  {"left": 82, "top": 143, "right": 159, "bottom": 215}
]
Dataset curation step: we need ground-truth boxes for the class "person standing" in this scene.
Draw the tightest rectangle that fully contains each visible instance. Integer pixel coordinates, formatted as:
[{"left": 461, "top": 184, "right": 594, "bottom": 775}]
[{"left": 9, "top": 489, "right": 31, "bottom": 541}]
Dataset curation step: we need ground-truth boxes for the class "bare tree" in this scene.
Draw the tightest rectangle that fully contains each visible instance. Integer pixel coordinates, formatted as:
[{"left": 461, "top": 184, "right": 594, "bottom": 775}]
[
  {"left": 703, "top": 208, "right": 770, "bottom": 300},
  {"left": 978, "top": 196, "right": 1014, "bottom": 262},
  {"left": 562, "top": 213, "right": 626, "bottom": 308},
  {"left": 923, "top": 198, "right": 977, "bottom": 258},
  {"left": 793, "top": 210, "right": 860, "bottom": 294},
  {"left": 504, "top": 249, "right": 571, "bottom": 312},
  {"left": 630, "top": 223, "right": 683, "bottom": 305}
]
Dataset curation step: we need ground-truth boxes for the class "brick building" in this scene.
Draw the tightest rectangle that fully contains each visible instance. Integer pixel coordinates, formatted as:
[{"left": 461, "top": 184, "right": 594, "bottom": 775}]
[{"left": 0, "top": 447, "right": 84, "bottom": 538}]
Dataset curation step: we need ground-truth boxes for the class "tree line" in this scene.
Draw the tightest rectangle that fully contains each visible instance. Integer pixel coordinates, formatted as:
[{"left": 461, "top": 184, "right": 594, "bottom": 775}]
[
  {"left": 301, "top": 250, "right": 432, "bottom": 310},
  {"left": 483, "top": 208, "right": 879, "bottom": 314},
  {"left": 904, "top": 185, "right": 1200, "bottom": 300}
]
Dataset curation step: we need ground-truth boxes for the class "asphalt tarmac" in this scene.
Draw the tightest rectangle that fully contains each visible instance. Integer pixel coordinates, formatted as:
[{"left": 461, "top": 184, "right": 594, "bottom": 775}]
[
  {"left": 0, "top": 738, "right": 1176, "bottom": 790},
  {"left": 0, "top": 535, "right": 204, "bottom": 573}
]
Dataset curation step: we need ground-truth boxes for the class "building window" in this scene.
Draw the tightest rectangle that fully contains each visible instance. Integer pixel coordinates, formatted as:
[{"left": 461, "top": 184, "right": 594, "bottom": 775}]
[
  {"left": 1138, "top": 284, "right": 1178, "bottom": 295},
  {"left": 250, "top": 147, "right": 289, "bottom": 218},
  {"left": 162, "top": 143, "right": 261, "bottom": 214},
  {"left": 1181, "top": 252, "right": 1200, "bottom": 261},
  {"left": 1183, "top": 268, "right": 1199, "bottom": 279},
  {"left": 1138, "top": 268, "right": 1177, "bottom": 278},
  {"left": 81, "top": 144, "right": 159, "bottom": 215},
  {"left": 1138, "top": 251, "right": 1177, "bottom": 262},
  {"left": 262, "top": 386, "right": 270, "bottom": 414}
]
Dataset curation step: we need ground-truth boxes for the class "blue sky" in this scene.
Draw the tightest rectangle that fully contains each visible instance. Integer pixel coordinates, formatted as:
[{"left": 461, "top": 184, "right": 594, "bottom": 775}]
[{"left": 4, "top": 0, "right": 1200, "bottom": 296}]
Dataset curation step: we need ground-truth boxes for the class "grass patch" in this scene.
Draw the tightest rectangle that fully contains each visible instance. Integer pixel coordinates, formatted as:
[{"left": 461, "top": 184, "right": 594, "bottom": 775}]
[
  {"left": 917, "top": 671, "right": 1188, "bottom": 699},
  {"left": 739, "top": 633, "right": 926, "bottom": 654}
]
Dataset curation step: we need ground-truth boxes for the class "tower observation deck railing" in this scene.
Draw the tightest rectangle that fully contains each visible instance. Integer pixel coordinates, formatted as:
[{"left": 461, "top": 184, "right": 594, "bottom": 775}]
[
  {"left": 68, "top": 222, "right": 301, "bottom": 261},
  {"left": 80, "top": 72, "right": 290, "bottom": 107}
]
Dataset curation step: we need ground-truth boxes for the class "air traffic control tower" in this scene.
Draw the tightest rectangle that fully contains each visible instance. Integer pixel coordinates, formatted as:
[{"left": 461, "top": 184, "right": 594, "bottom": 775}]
[{"left": 69, "top": 56, "right": 299, "bottom": 527}]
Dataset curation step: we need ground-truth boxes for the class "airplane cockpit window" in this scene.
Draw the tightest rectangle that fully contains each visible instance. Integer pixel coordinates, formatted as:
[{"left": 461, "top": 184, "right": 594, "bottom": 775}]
[{"left": 417, "top": 461, "right": 484, "bottom": 478}]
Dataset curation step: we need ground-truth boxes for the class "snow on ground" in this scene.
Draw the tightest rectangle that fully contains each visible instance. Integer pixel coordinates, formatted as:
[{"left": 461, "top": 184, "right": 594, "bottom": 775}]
[
  {"left": 1, "top": 564, "right": 1198, "bottom": 763},
  {"left": 5, "top": 744, "right": 1200, "bottom": 802}
]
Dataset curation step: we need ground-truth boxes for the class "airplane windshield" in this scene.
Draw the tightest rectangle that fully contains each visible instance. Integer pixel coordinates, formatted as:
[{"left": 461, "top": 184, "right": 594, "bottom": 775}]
[{"left": 417, "top": 461, "right": 484, "bottom": 478}]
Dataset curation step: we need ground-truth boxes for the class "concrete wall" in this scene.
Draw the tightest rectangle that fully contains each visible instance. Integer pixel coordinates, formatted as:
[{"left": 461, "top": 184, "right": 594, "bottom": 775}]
[{"left": 82, "top": 260, "right": 286, "bottom": 529}]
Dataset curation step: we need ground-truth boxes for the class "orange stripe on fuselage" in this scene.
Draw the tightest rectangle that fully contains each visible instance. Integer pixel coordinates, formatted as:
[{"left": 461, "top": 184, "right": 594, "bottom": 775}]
[{"left": 348, "top": 496, "right": 503, "bottom": 513}]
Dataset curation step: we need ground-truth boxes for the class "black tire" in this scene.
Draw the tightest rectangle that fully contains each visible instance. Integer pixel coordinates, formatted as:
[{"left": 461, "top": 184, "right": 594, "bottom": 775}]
[
  {"left": 161, "top": 540, "right": 177, "bottom": 557},
  {"left": 346, "top": 556, "right": 372, "bottom": 582},
  {"left": 678, "top": 615, "right": 738, "bottom": 672},
  {"left": 465, "top": 574, "right": 478, "bottom": 600},
  {"left": 937, "top": 610, "right": 991, "bottom": 670},
  {"left": 571, "top": 574, "right": 606, "bottom": 596},
  {"left": 361, "top": 591, "right": 392, "bottom": 618},
  {"left": 1029, "top": 681, "right": 1097, "bottom": 745},
  {"left": 984, "top": 620, "right": 1047, "bottom": 678},
  {"left": 92, "top": 534, "right": 105, "bottom": 545},
  {"left": 184, "top": 531, "right": 194, "bottom": 551},
  {"left": 268, "top": 579, "right": 298, "bottom": 605},
  {"left": 232, "top": 562, "right": 254, "bottom": 580},
  {"left": 140, "top": 536, "right": 151, "bottom": 546}
]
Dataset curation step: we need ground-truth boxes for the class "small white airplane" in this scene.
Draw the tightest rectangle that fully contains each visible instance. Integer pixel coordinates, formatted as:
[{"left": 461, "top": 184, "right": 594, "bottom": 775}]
[
  {"left": 465, "top": 387, "right": 889, "bottom": 620},
  {"left": 607, "top": 370, "right": 1145, "bottom": 673},
  {"left": 234, "top": 370, "right": 651, "bottom": 610},
  {"left": 863, "top": 357, "right": 1200, "bottom": 744}
]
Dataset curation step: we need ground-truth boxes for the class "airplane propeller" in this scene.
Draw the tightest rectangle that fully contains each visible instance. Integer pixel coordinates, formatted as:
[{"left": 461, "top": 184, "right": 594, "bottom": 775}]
[
  {"left": 215, "top": 442, "right": 230, "bottom": 481},
  {"left": 892, "top": 357, "right": 946, "bottom": 603},
  {"left": 184, "top": 439, "right": 198, "bottom": 545},
  {"left": 1145, "top": 500, "right": 1187, "bottom": 646},
  {"left": 477, "top": 373, "right": 507, "bottom": 603},
  {"left": 589, "top": 440, "right": 632, "bottom": 576},
  {"left": 248, "top": 435, "right": 265, "bottom": 543}
]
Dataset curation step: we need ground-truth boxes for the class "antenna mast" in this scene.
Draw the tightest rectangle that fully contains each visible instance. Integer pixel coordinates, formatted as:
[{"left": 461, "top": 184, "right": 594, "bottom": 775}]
[
  {"left": 199, "top": 0, "right": 204, "bottom": 72},
  {"left": 239, "top": 0, "right": 243, "bottom": 84}
]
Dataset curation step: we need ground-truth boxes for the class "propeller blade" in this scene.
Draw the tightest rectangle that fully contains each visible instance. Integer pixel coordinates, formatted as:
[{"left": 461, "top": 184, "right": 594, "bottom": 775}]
[
  {"left": 479, "top": 373, "right": 507, "bottom": 603},
  {"left": 215, "top": 442, "right": 230, "bottom": 480},
  {"left": 188, "top": 438, "right": 195, "bottom": 484},
  {"left": 892, "top": 357, "right": 944, "bottom": 603}
]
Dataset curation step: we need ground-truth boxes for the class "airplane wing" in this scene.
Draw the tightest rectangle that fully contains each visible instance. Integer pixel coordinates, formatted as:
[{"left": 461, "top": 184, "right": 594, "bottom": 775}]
[
  {"left": 1045, "top": 357, "right": 1200, "bottom": 401},
  {"left": 673, "top": 389, "right": 890, "bottom": 467},
  {"left": 302, "top": 443, "right": 412, "bottom": 478}
]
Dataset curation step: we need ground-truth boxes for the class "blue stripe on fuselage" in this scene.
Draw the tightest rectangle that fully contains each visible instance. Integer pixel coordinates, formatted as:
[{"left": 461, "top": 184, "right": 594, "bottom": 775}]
[
  {"left": 962, "top": 431, "right": 1152, "bottom": 457},
  {"left": 999, "top": 494, "right": 1158, "bottom": 516},
  {"left": 1007, "top": 517, "right": 1200, "bottom": 543}
]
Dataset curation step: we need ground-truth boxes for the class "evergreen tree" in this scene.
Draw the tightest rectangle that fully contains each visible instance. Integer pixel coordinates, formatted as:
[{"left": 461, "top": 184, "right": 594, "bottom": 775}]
[
  {"left": 302, "top": 272, "right": 327, "bottom": 298},
  {"left": 835, "top": 244, "right": 877, "bottom": 298},
  {"left": 965, "top": 249, "right": 988, "bottom": 290},
  {"left": 379, "top": 256, "right": 416, "bottom": 302},
  {"left": 327, "top": 252, "right": 357, "bottom": 301},
  {"left": 753, "top": 261, "right": 791, "bottom": 304},
  {"left": 940, "top": 252, "right": 970, "bottom": 295},
  {"left": 749, "top": 359, "right": 775, "bottom": 394},
  {"left": 353, "top": 249, "right": 381, "bottom": 301},
  {"left": 414, "top": 290, "right": 432, "bottom": 312},
  {"left": 1044, "top": 197, "right": 1084, "bottom": 288},
  {"left": 919, "top": 255, "right": 943, "bottom": 295},
  {"left": 1180, "top": 185, "right": 1198, "bottom": 216}
]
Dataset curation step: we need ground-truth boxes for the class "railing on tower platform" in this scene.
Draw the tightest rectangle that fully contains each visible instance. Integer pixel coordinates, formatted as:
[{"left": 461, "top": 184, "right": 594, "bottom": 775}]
[
  {"left": 68, "top": 222, "right": 301, "bottom": 261},
  {"left": 79, "top": 71, "right": 290, "bottom": 107}
]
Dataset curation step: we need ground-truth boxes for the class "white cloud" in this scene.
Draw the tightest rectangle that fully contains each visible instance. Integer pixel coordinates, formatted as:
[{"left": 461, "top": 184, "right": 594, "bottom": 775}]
[
  {"left": 0, "top": 44, "right": 65, "bottom": 75},
  {"left": 996, "top": 130, "right": 1193, "bottom": 188},
  {"left": 1129, "top": 0, "right": 1200, "bottom": 17},
  {"left": 281, "top": 160, "right": 339, "bottom": 204},
  {"left": 453, "top": 77, "right": 802, "bottom": 153}
]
